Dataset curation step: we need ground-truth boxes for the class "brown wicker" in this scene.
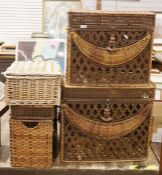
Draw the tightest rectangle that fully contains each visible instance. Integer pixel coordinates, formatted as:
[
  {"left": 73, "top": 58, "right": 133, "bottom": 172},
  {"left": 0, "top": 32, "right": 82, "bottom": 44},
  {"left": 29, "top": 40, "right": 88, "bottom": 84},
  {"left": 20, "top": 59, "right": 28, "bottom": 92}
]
[
  {"left": 66, "top": 11, "right": 155, "bottom": 86},
  {"left": 10, "top": 118, "right": 53, "bottom": 168},
  {"left": 61, "top": 84, "right": 155, "bottom": 162},
  {"left": 5, "top": 76, "right": 61, "bottom": 105},
  {"left": 10, "top": 105, "right": 55, "bottom": 120},
  {"left": 68, "top": 11, "right": 155, "bottom": 30},
  {"left": 63, "top": 82, "right": 155, "bottom": 100},
  {"left": 61, "top": 109, "right": 152, "bottom": 162}
]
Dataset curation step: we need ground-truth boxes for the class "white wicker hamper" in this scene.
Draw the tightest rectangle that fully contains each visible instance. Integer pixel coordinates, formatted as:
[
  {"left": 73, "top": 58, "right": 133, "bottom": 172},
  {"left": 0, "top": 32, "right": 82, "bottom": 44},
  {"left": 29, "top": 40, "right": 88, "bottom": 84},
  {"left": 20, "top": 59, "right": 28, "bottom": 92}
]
[{"left": 4, "top": 61, "right": 62, "bottom": 106}]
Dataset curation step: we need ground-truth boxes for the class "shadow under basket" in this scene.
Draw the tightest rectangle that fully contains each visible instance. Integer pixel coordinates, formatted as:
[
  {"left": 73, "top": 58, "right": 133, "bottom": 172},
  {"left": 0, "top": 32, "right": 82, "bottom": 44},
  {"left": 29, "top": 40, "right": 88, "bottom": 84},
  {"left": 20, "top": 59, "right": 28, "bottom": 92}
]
[
  {"left": 61, "top": 83, "right": 155, "bottom": 162},
  {"left": 10, "top": 119, "right": 53, "bottom": 168}
]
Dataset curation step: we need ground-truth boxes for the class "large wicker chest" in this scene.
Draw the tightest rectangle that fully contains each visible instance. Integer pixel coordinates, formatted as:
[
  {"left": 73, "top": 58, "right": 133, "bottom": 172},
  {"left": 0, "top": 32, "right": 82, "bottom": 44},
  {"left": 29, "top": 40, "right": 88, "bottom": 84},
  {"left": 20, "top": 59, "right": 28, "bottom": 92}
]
[{"left": 66, "top": 11, "right": 155, "bottom": 86}]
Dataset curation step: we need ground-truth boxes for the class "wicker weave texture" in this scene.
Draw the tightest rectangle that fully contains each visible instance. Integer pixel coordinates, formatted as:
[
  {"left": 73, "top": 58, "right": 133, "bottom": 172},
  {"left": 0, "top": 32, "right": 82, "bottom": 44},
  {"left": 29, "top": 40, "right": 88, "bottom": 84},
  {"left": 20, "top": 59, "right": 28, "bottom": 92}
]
[
  {"left": 66, "top": 29, "right": 154, "bottom": 85},
  {"left": 68, "top": 11, "right": 155, "bottom": 30},
  {"left": 5, "top": 77, "right": 61, "bottom": 105},
  {"left": 61, "top": 113, "right": 152, "bottom": 162},
  {"left": 61, "top": 84, "right": 154, "bottom": 161},
  {"left": 10, "top": 105, "right": 55, "bottom": 120},
  {"left": 10, "top": 119, "right": 53, "bottom": 168},
  {"left": 63, "top": 83, "right": 155, "bottom": 100},
  {"left": 66, "top": 11, "right": 155, "bottom": 86}
]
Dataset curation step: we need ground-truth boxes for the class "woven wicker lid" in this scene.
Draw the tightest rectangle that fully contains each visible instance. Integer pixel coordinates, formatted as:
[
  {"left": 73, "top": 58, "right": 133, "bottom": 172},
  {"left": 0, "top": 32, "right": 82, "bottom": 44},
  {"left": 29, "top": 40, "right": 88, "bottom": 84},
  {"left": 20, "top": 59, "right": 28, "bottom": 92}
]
[
  {"left": 68, "top": 10, "right": 155, "bottom": 30},
  {"left": 3, "top": 61, "right": 62, "bottom": 77}
]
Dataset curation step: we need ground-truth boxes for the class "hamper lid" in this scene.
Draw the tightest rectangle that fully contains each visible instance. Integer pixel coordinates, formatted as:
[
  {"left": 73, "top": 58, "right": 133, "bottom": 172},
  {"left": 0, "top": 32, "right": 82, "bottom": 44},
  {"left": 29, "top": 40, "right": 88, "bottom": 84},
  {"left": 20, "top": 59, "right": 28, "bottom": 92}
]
[
  {"left": 3, "top": 60, "right": 62, "bottom": 77},
  {"left": 68, "top": 10, "right": 155, "bottom": 30}
]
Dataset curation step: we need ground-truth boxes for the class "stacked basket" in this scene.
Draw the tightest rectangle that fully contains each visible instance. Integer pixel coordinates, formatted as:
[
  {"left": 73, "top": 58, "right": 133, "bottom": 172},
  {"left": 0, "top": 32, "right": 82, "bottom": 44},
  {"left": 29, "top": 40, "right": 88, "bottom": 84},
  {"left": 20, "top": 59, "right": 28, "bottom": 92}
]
[
  {"left": 61, "top": 11, "right": 156, "bottom": 162},
  {"left": 4, "top": 61, "right": 62, "bottom": 168}
]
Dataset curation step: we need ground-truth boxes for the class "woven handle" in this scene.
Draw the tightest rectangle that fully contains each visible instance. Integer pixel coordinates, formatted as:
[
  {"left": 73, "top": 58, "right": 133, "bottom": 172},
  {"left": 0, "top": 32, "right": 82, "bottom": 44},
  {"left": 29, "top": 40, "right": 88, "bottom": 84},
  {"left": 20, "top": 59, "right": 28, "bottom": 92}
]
[{"left": 23, "top": 122, "right": 39, "bottom": 128}]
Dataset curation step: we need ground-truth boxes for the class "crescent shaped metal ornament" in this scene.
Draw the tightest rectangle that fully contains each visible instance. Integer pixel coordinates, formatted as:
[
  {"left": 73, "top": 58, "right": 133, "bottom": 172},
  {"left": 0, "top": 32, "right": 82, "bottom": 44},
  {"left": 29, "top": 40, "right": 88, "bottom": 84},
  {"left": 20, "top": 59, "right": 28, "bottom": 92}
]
[
  {"left": 62, "top": 104, "right": 152, "bottom": 140},
  {"left": 72, "top": 32, "right": 151, "bottom": 66}
]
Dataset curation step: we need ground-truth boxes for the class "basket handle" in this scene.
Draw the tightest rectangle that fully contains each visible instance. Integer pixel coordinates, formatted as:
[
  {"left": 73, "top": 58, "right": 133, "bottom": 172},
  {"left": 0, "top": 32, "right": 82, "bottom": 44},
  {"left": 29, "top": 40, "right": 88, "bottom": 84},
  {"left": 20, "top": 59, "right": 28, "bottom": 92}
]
[{"left": 23, "top": 122, "right": 39, "bottom": 128}]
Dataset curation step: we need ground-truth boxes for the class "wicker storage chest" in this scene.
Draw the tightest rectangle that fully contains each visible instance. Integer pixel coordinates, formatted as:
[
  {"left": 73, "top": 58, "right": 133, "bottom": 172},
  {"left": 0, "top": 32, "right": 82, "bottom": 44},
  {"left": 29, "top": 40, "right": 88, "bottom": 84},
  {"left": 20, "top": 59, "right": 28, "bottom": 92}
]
[
  {"left": 10, "top": 118, "right": 53, "bottom": 168},
  {"left": 10, "top": 105, "right": 56, "bottom": 120},
  {"left": 61, "top": 83, "right": 155, "bottom": 162},
  {"left": 4, "top": 61, "right": 62, "bottom": 106},
  {"left": 66, "top": 11, "right": 155, "bottom": 86}
]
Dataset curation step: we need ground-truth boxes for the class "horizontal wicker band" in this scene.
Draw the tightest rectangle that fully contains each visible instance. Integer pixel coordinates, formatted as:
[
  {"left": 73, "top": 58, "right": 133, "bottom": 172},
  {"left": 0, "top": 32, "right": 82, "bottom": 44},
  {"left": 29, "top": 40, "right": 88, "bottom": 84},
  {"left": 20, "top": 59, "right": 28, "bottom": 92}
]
[
  {"left": 63, "top": 82, "right": 155, "bottom": 100},
  {"left": 72, "top": 32, "right": 151, "bottom": 66},
  {"left": 62, "top": 103, "right": 152, "bottom": 140},
  {"left": 68, "top": 11, "right": 155, "bottom": 31}
]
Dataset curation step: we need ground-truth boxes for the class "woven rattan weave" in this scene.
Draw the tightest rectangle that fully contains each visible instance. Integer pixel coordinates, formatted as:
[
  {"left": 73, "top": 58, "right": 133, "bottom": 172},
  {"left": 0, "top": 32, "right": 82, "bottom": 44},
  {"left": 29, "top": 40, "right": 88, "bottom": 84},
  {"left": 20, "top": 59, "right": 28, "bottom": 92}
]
[
  {"left": 62, "top": 103, "right": 151, "bottom": 140},
  {"left": 66, "top": 11, "right": 155, "bottom": 85},
  {"left": 68, "top": 11, "right": 155, "bottom": 30},
  {"left": 4, "top": 61, "right": 62, "bottom": 105},
  {"left": 61, "top": 84, "right": 155, "bottom": 162},
  {"left": 5, "top": 76, "right": 61, "bottom": 105},
  {"left": 10, "top": 119, "right": 53, "bottom": 168},
  {"left": 63, "top": 82, "right": 155, "bottom": 100},
  {"left": 10, "top": 105, "right": 55, "bottom": 120},
  {"left": 71, "top": 32, "right": 151, "bottom": 66},
  {"left": 61, "top": 112, "right": 152, "bottom": 162}
]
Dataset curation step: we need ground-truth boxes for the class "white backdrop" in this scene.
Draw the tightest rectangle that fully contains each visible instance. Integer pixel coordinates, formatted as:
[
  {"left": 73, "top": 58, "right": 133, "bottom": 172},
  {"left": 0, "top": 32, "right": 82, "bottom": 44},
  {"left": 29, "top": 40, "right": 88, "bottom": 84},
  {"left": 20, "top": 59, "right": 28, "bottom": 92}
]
[{"left": 0, "top": 0, "right": 43, "bottom": 42}]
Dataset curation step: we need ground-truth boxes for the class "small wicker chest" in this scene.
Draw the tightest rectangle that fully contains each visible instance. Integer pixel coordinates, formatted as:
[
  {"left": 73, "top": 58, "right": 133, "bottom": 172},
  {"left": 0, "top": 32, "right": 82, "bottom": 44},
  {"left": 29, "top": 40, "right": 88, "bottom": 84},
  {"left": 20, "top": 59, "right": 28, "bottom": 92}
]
[{"left": 10, "top": 118, "right": 53, "bottom": 168}]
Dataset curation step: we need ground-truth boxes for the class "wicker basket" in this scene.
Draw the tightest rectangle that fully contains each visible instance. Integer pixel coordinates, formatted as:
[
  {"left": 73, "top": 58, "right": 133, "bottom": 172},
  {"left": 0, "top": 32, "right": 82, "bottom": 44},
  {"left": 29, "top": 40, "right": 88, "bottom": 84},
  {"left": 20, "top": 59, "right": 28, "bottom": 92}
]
[
  {"left": 61, "top": 83, "right": 155, "bottom": 162},
  {"left": 10, "top": 118, "right": 53, "bottom": 168},
  {"left": 66, "top": 11, "right": 155, "bottom": 86},
  {"left": 10, "top": 105, "right": 56, "bottom": 120},
  {"left": 4, "top": 61, "right": 62, "bottom": 105}
]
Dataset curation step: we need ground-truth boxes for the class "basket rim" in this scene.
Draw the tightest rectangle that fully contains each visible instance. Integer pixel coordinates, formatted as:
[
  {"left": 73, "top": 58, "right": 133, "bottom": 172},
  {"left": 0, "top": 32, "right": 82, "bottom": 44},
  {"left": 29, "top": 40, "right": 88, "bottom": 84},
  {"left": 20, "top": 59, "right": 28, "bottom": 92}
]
[
  {"left": 68, "top": 10, "right": 155, "bottom": 16},
  {"left": 64, "top": 80, "right": 155, "bottom": 89}
]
